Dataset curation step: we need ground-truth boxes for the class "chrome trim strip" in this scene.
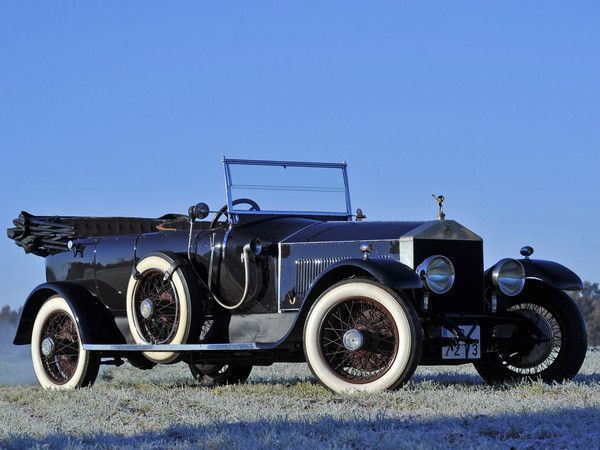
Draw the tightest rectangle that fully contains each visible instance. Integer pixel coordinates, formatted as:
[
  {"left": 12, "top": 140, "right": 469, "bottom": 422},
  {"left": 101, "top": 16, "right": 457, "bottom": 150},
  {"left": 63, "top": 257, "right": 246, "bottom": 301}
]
[
  {"left": 399, "top": 237, "right": 414, "bottom": 269},
  {"left": 285, "top": 238, "right": 394, "bottom": 245},
  {"left": 83, "top": 343, "right": 260, "bottom": 352},
  {"left": 342, "top": 163, "right": 352, "bottom": 216},
  {"left": 224, "top": 158, "right": 347, "bottom": 169},
  {"left": 277, "top": 242, "right": 282, "bottom": 312},
  {"left": 225, "top": 210, "right": 350, "bottom": 217},
  {"left": 223, "top": 158, "right": 234, "bottom": 223},
  {"left": 222, "top": 226, "right": 232, "bottom": 257},
  {"left": 399, "top": 220, "right": 483, "bottom": 242},
  {"left": 208, "top": 233, "right": 216, "bottom": 292}
]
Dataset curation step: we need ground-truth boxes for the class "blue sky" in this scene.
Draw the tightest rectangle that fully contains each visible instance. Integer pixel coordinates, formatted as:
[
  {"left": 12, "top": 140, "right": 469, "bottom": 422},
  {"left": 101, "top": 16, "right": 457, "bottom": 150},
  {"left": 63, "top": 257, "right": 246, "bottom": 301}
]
[{"left": 1, "top": 2, "right": 599, "bottom": 308}]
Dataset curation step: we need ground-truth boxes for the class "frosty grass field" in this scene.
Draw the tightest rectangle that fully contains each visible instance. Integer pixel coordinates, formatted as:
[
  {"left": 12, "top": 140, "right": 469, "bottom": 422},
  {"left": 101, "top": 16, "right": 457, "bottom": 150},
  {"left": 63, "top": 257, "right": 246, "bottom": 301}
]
[{"left": 0, "top": 322, "right": 599, "bottom": 449}]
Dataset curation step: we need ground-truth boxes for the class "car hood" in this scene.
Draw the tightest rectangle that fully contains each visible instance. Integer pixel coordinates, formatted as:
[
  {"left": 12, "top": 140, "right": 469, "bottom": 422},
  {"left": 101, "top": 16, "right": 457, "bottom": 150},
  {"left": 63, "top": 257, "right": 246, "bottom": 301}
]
[
  {"left": 282, "top": 220, "right": 426, "bottom": 243},
  {"left": 283, "top": 219, "right": 483, "bottom": 245}
]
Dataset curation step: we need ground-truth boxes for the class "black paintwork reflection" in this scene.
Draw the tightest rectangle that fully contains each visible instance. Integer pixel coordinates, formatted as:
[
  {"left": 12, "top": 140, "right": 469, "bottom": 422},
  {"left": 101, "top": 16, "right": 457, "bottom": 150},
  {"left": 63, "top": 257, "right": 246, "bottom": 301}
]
[
  {"left": 45, "top": 244, "right": 96, "bottom": 286},
  {"left": 413, "top": 239, "right": 484, "bottom": 313},
  {"left": 94, "top": 235, "right": 137, "bottom": 313},
  {"left": 284, "top": 220, "right": 425, "bottom": 243}
]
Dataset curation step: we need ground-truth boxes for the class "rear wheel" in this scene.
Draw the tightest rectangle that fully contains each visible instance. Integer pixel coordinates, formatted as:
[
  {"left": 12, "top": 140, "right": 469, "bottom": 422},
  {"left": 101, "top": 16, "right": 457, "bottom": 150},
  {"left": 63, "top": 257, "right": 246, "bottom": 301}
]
[
  {"left": 474, "top": 284, "right": 587, "bottom": 384},
  {"left": 31, "top": 296, "right": 100, "bottom": 389},
  {"left": 189, "top": 363, "right": 253, "bottom": 387},
  {"left": 303, "top": 279, "right": 422, "bottom": 393}
]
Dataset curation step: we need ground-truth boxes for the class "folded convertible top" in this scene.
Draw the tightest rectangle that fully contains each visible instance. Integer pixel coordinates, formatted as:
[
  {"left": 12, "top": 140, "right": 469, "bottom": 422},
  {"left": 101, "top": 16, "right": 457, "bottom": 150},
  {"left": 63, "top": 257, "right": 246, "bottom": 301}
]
[{"left": 7, "top": 211, "right": 184, "bottom": 257}]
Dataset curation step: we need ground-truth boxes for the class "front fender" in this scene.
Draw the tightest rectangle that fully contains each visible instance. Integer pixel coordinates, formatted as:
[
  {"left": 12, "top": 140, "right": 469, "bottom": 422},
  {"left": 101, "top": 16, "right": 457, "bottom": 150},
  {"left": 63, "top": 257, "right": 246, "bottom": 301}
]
[
  {"left": 276, "top": 258, "right": 422, "bottom": 345},
  {"left": 519, "top": 259, "right": 583, "bottom": 291},
  {"left": 13, "top": 282, "right": 125, "bottom": 345}
]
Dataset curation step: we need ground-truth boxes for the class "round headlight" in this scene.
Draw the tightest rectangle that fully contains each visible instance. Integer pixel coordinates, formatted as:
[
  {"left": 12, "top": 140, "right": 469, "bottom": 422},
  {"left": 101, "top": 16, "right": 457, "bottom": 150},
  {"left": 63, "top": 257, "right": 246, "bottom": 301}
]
[
  {"left": 491, "top": 258, "right": 526, "bottom": 297},
  {"left": 417, "top": 255, "right": 455, "bottom": 294}
]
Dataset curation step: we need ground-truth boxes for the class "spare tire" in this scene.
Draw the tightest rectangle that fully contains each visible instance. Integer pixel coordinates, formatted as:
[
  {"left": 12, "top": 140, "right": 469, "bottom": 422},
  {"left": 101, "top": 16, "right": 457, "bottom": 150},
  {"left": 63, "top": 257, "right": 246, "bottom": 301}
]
[{"left": 126, "top": 252, "right": 201, "bottom": 364}]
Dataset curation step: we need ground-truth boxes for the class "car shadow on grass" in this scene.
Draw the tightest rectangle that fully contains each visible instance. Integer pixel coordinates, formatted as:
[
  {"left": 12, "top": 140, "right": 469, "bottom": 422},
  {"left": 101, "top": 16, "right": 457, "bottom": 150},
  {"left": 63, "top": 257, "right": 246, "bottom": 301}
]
[
  {"left": 411, "top": 371, "right": 484, "bottom": 386},
  {"left": 3, "top": 407, "right": 599, "bottom": 449},
  {"left": 573, "top": 372, "right": 600, "bottom": 384},
  {"left": 248, "top": 371, "right": 600, "bottom": 389},
  {"left": 410, "top": 372, "right": 600, "bottom": 388}
]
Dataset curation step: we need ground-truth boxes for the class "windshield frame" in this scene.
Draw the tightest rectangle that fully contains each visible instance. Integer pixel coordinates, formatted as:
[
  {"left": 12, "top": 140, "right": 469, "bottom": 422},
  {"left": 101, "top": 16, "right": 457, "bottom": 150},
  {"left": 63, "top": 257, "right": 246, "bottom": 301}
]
[{"left": 223, "top": 158, "right": 352, "bottom": 220}]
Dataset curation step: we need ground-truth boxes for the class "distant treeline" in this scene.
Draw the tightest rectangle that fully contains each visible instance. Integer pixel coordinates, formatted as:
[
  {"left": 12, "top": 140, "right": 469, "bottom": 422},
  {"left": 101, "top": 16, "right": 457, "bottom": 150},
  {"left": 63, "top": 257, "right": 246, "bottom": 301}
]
[
  {"left": 1, "top": 283, "right": 599, "bottom": 345},
  {"left": 571, "top": 282, "right": 600, "bottom": 347},
  {"left": 0, "top": 306, "right": 21, "bottom": 325}
]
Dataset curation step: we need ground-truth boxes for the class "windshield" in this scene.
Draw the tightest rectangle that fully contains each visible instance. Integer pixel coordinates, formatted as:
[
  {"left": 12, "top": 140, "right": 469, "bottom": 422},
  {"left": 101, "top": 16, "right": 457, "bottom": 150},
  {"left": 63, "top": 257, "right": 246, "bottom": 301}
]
[{"left": 224, "top": 159, "right": 351, "bottom": 217}]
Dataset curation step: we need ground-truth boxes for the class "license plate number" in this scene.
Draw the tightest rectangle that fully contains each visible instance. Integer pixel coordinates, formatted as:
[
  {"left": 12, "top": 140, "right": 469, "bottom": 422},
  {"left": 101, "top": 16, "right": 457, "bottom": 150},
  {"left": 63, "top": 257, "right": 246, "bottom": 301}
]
[{"left": 441, "top": 325, "right": 481, "bottom": 359}]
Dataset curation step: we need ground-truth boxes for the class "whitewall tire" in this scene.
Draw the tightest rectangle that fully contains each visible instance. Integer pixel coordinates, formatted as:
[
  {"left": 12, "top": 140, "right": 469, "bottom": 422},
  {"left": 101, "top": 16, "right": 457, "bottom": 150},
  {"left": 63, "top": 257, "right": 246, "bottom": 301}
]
[
  {"left": 126, "top": 255, "right": 194, "bottom": 364},
  {"left": 31, "top": 296, "right": 100, "bottom": 389},
  {"left": 304, "top": 279, "right": 422, "bottom": 393}
]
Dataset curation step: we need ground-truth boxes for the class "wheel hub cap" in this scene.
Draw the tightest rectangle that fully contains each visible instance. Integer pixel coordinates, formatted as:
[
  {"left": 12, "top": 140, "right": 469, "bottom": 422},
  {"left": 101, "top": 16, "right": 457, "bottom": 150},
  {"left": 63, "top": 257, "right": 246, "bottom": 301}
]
[
  {"left": 343, "top": 329, "right": 365, "bottom": 351},
  {"left": 41, "top": 337, "right": 55, "bottom": 357},
  {"left": 140, "top": 299, "right": 154, "bottom": 319}
]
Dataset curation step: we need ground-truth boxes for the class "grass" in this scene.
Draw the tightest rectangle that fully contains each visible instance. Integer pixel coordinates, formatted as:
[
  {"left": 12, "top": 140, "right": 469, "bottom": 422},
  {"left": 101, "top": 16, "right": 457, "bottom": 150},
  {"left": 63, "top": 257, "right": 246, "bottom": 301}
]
[{"left": 0, "top": 325, "right": 599, "bottom": 448}]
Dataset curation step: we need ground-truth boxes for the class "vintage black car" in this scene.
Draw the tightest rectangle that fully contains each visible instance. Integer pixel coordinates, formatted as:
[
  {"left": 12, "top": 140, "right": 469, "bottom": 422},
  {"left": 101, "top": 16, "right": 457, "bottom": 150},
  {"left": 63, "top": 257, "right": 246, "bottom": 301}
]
[{"left": 8, "top": 158, "right": 587, "bottom": 392}]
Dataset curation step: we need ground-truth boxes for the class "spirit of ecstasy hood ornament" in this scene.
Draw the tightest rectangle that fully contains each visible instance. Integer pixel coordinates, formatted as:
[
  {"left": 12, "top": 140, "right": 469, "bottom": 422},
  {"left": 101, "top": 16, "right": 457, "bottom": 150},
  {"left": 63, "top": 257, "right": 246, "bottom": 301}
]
[{"left": 432, "top": 194, "right": 446, "bottom": 221}]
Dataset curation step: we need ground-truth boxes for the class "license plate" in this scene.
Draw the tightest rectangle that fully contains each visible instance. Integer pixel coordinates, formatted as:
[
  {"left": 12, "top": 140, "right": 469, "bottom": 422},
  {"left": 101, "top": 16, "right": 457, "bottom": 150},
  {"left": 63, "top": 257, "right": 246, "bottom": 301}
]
[{"left": 441, "top": 325, "right": 481, "bottom": 359}]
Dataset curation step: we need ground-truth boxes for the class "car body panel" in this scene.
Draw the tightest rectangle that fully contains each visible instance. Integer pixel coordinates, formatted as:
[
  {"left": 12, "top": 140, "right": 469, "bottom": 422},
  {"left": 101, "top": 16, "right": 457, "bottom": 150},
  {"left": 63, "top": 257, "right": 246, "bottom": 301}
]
[{"left": 520, "top": 259, "right": 583, "bottom": 291}]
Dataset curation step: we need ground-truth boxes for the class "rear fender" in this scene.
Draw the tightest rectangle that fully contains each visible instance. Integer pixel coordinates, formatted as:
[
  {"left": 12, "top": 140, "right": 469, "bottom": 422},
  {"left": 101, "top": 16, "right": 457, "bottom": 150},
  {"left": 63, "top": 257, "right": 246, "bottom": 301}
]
[{"left": 13, "top": 282, "right": 124, "bottom": 345}]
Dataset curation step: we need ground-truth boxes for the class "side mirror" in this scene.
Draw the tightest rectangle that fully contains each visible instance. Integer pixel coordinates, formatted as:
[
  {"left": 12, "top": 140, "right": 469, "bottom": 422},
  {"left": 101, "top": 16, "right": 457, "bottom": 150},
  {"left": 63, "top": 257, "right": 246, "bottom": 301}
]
[{"left": 188, "top": 202, "right": 210, "bottom": 221}]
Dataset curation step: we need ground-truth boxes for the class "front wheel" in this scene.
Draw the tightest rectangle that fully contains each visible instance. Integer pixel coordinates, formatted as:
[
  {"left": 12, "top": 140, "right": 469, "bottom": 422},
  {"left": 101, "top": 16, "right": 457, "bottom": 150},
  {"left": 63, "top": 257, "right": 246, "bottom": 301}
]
[
  {"left": 303, "top": 279, "right": 423, "bottom": 393},
  {"left": 189, "top": 363, "right": 253, "bottom": 387},
  {"left": 31, "top": 296, "right": 100, "bottom": 389},
  {"left": 474, "top": 284, "right": 587, "bottom": 384}
]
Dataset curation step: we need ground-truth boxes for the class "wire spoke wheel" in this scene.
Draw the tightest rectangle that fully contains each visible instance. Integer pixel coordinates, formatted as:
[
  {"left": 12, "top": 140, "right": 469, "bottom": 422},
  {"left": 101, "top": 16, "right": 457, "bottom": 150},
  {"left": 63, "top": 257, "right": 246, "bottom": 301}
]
[
  {"left": 39, "top": 311, "right": 80, "bottom": 385},
  {"left": 474, "top": 286, "right": 587, "bottom": 385},
  {"left": 319, "top": 297, "right": 399, "bottom": 384},
  {"left": 133, "top": 269, "right": 180, "bottom": 344},
  {"left": 306, "top": 281, "right": 421, "bottom": 393},
  {"left": 502, "top": 302, "right": 562, "bottom": 375},
  {"left": 31, "top": 296, "right": 100, "bottom": 389}
]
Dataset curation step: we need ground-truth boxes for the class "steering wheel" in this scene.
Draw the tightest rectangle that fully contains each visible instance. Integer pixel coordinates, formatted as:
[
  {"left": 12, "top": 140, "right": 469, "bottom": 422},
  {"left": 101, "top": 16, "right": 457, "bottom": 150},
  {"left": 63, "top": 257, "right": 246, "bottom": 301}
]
[{"left": 210, "top": 198, "right": 261, "bottom": 229}]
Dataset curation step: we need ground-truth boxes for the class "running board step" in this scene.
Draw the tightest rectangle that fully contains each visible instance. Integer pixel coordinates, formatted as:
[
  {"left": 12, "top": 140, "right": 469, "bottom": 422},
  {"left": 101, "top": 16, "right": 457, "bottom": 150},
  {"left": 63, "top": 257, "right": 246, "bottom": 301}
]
[{"left": 82, "top": 343, "right": 261, "bottom": 352}]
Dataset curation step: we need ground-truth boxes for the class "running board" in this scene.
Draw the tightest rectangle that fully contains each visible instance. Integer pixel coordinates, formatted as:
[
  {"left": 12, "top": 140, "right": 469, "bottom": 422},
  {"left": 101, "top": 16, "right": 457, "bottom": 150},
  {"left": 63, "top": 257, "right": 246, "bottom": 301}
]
[{"left": 82, "top": 343, "right": 261, "bottom": 352}]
